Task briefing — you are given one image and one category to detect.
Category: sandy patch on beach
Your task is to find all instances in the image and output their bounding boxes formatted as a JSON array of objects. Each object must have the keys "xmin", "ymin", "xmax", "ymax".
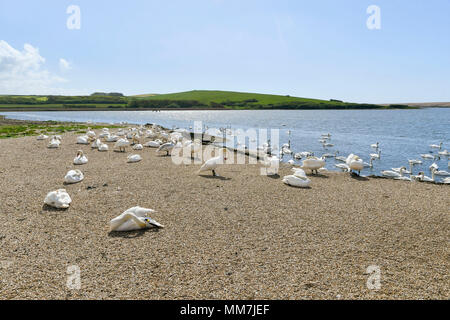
[{"xmin": 0, "ymin": 132, "xmax": 448, "ymax": 300}]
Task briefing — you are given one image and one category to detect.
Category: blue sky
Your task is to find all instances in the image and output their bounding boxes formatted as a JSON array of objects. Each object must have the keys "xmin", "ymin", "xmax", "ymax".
[{"xmin": 1, "ymin": 0, "xmax": 449, "ymax": 103}]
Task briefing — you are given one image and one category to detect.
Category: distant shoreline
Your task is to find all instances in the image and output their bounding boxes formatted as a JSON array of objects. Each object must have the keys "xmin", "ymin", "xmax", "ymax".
[{"xmin": 0, "ymin": 106, "xmax": 426, "ymax": 112}]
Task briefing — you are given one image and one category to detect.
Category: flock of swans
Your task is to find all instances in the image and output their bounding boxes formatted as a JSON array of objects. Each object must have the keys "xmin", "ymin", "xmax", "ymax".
[
  {"xmin": 37, "ymin": 125, "xmax": 448, "ymax": 223},
  {"xmin": 259, "ymin": 131, "xmax": 450, "ymax": 185}
]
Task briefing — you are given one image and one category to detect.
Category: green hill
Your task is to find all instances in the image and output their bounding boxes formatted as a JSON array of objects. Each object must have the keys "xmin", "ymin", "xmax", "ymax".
[
  {"xmin": 0, "ymin": 90, "xmax": 413, "ymax": 110},
  {"xmin": 130, "ymin": 90, "xmax": 387, "ymax": 109}
]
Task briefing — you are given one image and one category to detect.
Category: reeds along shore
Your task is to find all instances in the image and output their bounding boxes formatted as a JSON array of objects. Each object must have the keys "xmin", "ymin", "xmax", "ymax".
[{"xmin": 0, "ymin": 129, "xmax": 448, "ymax": 300}]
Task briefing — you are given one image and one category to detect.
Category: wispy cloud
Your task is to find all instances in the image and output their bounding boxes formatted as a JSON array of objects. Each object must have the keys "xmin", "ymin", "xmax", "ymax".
[
  {"xmin": 0, "ymin": 40, "xmax": 71, "ymax": 94},
  {"xmin": 59, "ymin": 58, "xmax": 72, "ymax": 72}
]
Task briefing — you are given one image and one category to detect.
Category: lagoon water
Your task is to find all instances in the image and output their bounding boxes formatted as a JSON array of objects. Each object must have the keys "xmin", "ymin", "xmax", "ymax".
[{"xmin": 2, "ymin": 109, "xmax": 449, "ymax": 180}]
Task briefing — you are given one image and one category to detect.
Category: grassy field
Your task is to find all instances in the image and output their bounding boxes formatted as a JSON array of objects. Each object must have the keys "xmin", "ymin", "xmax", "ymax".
[
  {"xmin": 135, "ymin": 90, "xmax": 335, "ymax": 104},
  {"xmin": 0, "ymin": 116, "xmax": 123, "ymax": 139}
]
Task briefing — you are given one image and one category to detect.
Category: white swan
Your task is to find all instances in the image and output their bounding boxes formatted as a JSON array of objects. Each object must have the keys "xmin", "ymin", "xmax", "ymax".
[
  {"xmin": 335, "ymin": 163, "xmax": 350, "ymax": 172},
  {"xmin": 105, "ymin": 134, "xmax": 119, "ymax": 142},
  {"xmin": 429, "ymin": 162, "xmax": 439, "ymax": 171},
  {"xmin": 412, "ymin": 171, "xmax": 435, "ymax": 182},
  {"xmin": 86, "ymin": 129, "xmax": 96, "ymax": 139},
  {"xmin": 301, "ymin": 156, "xmax": 326, "ymax": 174},
  {"xmin": 157, "ymin": 141, "xmax": 175, "ymax": 156},
  {"xmin": 115, "ymin": 138, "xmax": 130, "ymax": 152},
  {"xmin": 47, "ymin": 137, "xmax": 61, "ymax": 149},
  {"xmin": 144, "ymin": 140, "xmax": 161, "ymax": 148},
  {"xmin": 73, "ymin": 150, "xmax": 88, "ymax": 165},
  {"xmin": 392, "ymin": 166, "xmax": 411, "ymax": 174},
  {"xmin": 262, "ymin": 155, "xmax": 280, "ymax": 176},
  {"xmin": 438, "ymin": 150, "xmax": 449, "ymax": 156},
  {"xmin": 429, "ymin": 142, "xmax": 443, "ymax": 150},
  {"xmin": 282, "ymin": 175, "xmax": 311, "ymax": 188},
  {"xmin": 291, "ymin": 167, "xmax": 307, "ymax": 177},
  {"xmin": 132, "ymin": 144, "xmax": 143, "ymax": 150},
  {"xmin": 98, "ymin": 143, "xmax": 109, "ymax": 152},
  {"xmin": 432, "ymin": 168, "xmax": 450, "ymax": 176},
  {"xmin": 91, "ymin": 139, "xmax": 101, "ymax": 149},
  {"xmin": 77, "ymin": 135, "xmax": 90, "ymax": 145},
  {"xmin": 443, "ymin": 177, "xmax": 450, "ymax": 184},
  {"xmin": 371, "ymin": 142, "xmax": 380, "ymax": 149},
  {"xmin": 420, "ymin": 154, "xmax": 436, "ymax": 160},
  {"xmin": 370, "ymin": 150, "xmax": 381, "ymax": 160},
  {"xmin": 64, "ymin": 170, "xmax": 84, "ymax": 184},
  {"xmin": 381, "ymin": 167, "xmax": 407, "ymax": 178},
  {"xmin": 37, "ymin": 134, "xmax": 48, "ymax": 140},
  {"xmin": 44, "ymin": 189, "xmax": 72, "ymax": 209},
  {"xmin": 127, "ymin": 154, "xmax": 142, "ymax": 163},
  {"xmin": 109, "ymin": 207, "xmax": 164, "ymax": 232},
  {"xmin": 198, "ymin": 149, "xmax": 228, "ymax": 176},
  {"xmin": 346, "ymin": 154, "xmax": 364, "ymax": 175},
  {"xmin": 408, "ymin": 159, "xmax": 422, "ymax": 165}
]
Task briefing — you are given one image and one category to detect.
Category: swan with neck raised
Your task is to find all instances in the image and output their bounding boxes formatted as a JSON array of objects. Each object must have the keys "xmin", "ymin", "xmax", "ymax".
[
  {"xmin": 109, "ymin": 207, "xmax": 164, "ymax": 232},
  {"xmin": 74, "ymin": 150, "xmax": 88, "ymax": 165},
  {"xmin": 430, "ymin": 142, "xmax": 443, "ymax": 150}
]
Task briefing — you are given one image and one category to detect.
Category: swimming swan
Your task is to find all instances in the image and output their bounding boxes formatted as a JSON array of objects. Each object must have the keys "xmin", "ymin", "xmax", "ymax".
[
  {"xmin": 44, "ymin": 189, "xmax": 72, "ymax": 209},
  {"xmin": 430, "ymin": 142, "xmax": 443, "ymax": 150},
  {"xmin": 64, "ymin": 170, "xmax": 84, "ymax": 184},
  {"xmin": 109, "ymin": 207, "xmax": 164, "ymax": 232},
  {"xmin": 381, "ymin": 167, "xmax": 407, "ymax": 178}
]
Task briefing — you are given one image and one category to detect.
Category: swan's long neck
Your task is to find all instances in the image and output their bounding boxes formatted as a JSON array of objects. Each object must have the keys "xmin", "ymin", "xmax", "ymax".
[{"xmin": 110, "ymin": 212, "xmax": 146, "ymax": 231}]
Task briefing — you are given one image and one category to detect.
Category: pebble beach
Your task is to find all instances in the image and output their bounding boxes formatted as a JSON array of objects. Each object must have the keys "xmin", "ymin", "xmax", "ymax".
[{"xmin": 0, "ymin": 129, "xmax": 448, "ymax": 300}]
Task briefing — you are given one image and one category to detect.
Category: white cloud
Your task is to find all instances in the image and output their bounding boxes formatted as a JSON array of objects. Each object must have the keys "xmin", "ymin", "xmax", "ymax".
[
  {"xmin": 0, "ymin": 40, "xmax": 71, "ymax": 95},
  {"xmin": 59, "ymin": 58, "xmax": 72, "ymax": 72}
]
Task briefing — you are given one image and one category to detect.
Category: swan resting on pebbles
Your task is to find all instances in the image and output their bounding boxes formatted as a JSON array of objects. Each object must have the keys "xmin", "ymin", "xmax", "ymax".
[
  {"xmin": 73, "ymin": 150, "xmax": 88, "ymax": 165},
  {"xmin": 44, "ymin": 189, "xmax": 72, "ymax": 209},
  {"xmin": 64, "ymin": 170, "xmax": 84, "ymax": 184},
  {"xmin": 109, "ymin": 207, "xmax": 164, "ymax": 232},
  {"xmin": 127, "ymin": 154, "xmax": 142, "ymax": 163}
]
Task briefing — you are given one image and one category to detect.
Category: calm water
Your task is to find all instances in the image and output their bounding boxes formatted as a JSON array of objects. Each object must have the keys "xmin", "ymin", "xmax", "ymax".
[{"xmin": 2, "ymin": 109, "xmax": 449, "ymax": 180}]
